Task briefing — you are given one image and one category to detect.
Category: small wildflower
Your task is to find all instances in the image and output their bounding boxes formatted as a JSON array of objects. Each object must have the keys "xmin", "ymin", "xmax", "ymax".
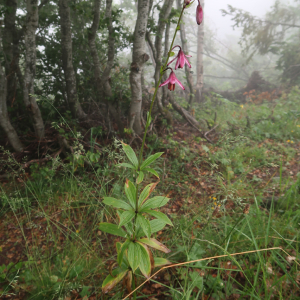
[
  {"xmin": 287, "ymin": 140, "xmax": 290, "ymax": 143},
  {"xmin": 218, "ymin": 204, "xmax": 221, "ymax": 207},
  {"xmin": 159, "ymin": 68, "xmax": 185, "ymax": 91},
  {"xmin": 240, "ymin": 105, "xmax": 244, "ymax": 108},
  {"xmin": 76, "ymin": 230, "xmax": 80, "ymax": 233},
  {"xmin": 297, "ymin": 125, "xmax": 300, "ymax": 127},
  {"xmin": 291, "ymin": 130, "xmax": 294, "ymax": 132},
  {"xmin": 211, "ymin": 207, "xmax": 214, "ymax": 210},
  {"xmin": 167, "ymin": 45, "xmax": 192, "ymax": 70},
  {"xmin": 291, "ymin": 141, "xmax": 294, "ymax": 143},
  {"xmin": 213, "ymin": 197, "xmax": 217, "ymax": 200},
  {"xmin": 214, "ymin": 202, "xmax": 217, "ymax": 206}
]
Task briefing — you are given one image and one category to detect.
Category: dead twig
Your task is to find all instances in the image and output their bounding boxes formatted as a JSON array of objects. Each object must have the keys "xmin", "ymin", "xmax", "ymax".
[{"xmin": 123, "ymin": 247, "xmax": 293, "ymax": 299}]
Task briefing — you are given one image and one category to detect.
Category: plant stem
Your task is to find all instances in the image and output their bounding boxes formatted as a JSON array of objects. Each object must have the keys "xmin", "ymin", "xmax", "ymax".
[{"xmin": 132, "ymin": 4, "xmax": 187, "ymax": 241}]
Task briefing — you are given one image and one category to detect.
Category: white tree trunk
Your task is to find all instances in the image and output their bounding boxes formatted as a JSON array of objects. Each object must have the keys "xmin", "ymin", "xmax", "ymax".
[
  {"xmin": 59, "ymin": 0, "xmax": 86, "ymax": 120},
  {"xmin": 23, "ymin": 0, "xmax": 45, "ymax": 138},
  {"xmin": 195, "ymin": 0, "xmax": 204, "ymax": 103},
  {"xmin": 129, "ymin": 0, "xmax": 150, "ymax": 135}
]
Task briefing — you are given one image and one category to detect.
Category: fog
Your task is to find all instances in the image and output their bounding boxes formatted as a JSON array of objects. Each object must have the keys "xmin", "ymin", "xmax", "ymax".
[{"xmin": 205, "ymin": 0, "xmax": 284, "ymax": 37}]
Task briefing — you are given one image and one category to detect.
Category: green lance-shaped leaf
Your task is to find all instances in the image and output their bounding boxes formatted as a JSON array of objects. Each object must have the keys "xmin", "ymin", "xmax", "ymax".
[
  {"xmin": 141, "ymin": 196, "xmax": 170, "ymax": 210},
  {"xmin": 139, "ymin": 238, "xmax": 171, "ymax": 253},
  {"xmin": 102, "ymin": 268, "xmax": 128, "ymax": 294},
  {"xmin": 136, "ymin": 213, "xmax": 151, "ymax": 239},
  {"xmin": 99, "ymin": 223, "xmax": 127, "ymax": 238},
  {"xmin": 117, "ymin": 239, "xmax": 131, "ymax": 266},
  {"xmin": 121, "ymin": 142, "xmax": 138, "ymax": 168},
  {"xmin": 143, "ymin": 209, "xmax": 173, "ymax": 226},
  {"xmin": 138, "ymin": 182, "xmax": 159, "ymax": 207},
  {"xmin": 119, "ymin": 210, "xmax": 135, "ymax": 227},
  {"xmin": 140, "ymin": 152, "xmax": 164, "ymax": 170},
  {"xmin": 103, "ymin": 197, "xmax": 133, "ymax": 210},
  {"xmin": 154, "ymin": 257, "xmax": 172, "ymax": 268},
  {"xmin": 128, "ymin": 242, "xmax": 141, "ymax": 272},
  {"xmin": 169, "ymin": 51, "xmax": 175, "ymax": 57},
  {"xmin": 142, "ymin": 167, "xmax": 159, "ymax": 178},
  {"xmin": 137, "ymin": 242, "xmax": 154, "ymax": 278},
  {"xmin": 136, "ymin": 171, "xmax": 144, "ymax": 184},
  {"xmin": 150, "ymin": 219, "xmax": 167, "ymax": 233},
  {"xmin": 124, "ymin": 179, "xmax": 136, "ymax": 209},
  {"xmin": 116, "ymin": 163, "xmax": 136, "ymax": 169},
  {"xmin": 136, "ymin": 219, "xmax": 167, "ymax": 238}
]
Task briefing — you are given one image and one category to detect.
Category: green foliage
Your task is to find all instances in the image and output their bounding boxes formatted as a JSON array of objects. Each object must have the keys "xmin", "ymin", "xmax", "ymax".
[{"xmin": 99, "ymin": 141, "xmax": 172, "ymax": 295}]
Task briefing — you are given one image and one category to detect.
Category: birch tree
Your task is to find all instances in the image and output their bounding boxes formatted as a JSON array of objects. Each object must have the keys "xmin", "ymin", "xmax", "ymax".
[
  {"xmin": 59, "ymin": 0, "xmax": 86, "ymax": 120},
  {"xmin": 23, "ymin": 0, "xmax": 45, "ymax": 138},
  {"xmin": 129, "ymin": 0, "xmax": 150, "ymax": 135}
]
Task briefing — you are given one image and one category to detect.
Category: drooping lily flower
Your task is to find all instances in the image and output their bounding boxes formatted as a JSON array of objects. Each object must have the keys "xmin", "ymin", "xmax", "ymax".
[
  {"xmin": 196, "ymin": 0, "xmax": 203, "ymax": 25},
  {"xmin": 167, "ymin": 45, "xmax": 192, "ymax": 70},
  {"xmin": 159, "ymin": 68, "xmax": 185, "ymax": 91}
]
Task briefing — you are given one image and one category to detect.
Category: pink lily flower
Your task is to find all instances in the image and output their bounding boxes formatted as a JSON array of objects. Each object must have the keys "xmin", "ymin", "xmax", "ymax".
[
  {"xmin": 196, "ymin": 0, "xmax": 203, "ymax": 25},
  {"xmin": 167, "ymin": 45, "xmax": 192, "ymax": 70},
  {"xmin": 159, "ymin": 68, "xmax": 185, "ymax": 91}
]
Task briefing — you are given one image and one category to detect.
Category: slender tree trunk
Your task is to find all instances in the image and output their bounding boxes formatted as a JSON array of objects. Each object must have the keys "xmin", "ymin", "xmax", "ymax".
[
  {"xmin": 153, "ymin": 0, "xmax": 174, "ymax": 113},
  {"xmin": 162, "ymin": 21, "xmax": 171, "ymax": 106},
  {"xmin": 0, "ymin": 26, "xmax": 23, "ymax": 152},
  {"xmin": 88, "ymin": 0, "xmax": 124, "ymax": 135},
  {"xmin": 176, "ymin": 0, "xmax": 194, "ymax": 106},
  {"xmin": 129, "ymin": 0, "xmax": 150, "ymax": 135},
  {"xmin": 3, "ymin": 0, "xmax": 19, "ymax": 106},
  {"xmin": 59, "ymin": 0, "xmax": 86, "ymax": 120},
  {"xmin": 195, "ymin": 0, "xmax": 204, "ymax": 103},
  {"xmin": 24, "ymin": 0, "xmax": 45, "ymax": 138}
]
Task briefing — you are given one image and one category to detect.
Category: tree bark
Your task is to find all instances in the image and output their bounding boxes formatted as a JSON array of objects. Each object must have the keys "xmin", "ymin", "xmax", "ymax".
[
  {"xmin": 23, "ymin": 0, "xmax": 45, "ymax": 138},
  {"xmin": 176, "ymin": 0, "xmax": 194, "ymax": 106},
  {"xmin": 153, "ymin": 0, "xmax": 174, "ymax": 113},
  {"xmin": 195, "ymin": 0, "xmax": 204, "ymax": 103},
  {"xmin": 3, "ymin": 0, "xmax": 19, "ymax": 106},
  {"xmin": 129, "ymin": 0, "xmax": 150, "ymax": 135},
  {"xmin": 59, "ymin": 0, "xmax": 86, "ymax": 120},
  {"xmin": 0, "ymin": 25, "xmax": 23, "ymax": 152},
  {"xmin": 88, "ymin": 0, "xmax": 124, "ymax": 135}
]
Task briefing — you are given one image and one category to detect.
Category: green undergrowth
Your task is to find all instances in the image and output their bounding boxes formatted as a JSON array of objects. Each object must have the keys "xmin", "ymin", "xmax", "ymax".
[{"xmin": 1, "ymin": 88, "xmax": 300, "ymax": 299}]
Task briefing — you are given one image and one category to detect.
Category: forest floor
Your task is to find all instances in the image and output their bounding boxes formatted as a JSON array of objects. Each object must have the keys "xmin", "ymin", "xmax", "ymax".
[{"xmin": 1, "ymin": 93, "xmax": 300, "ymax": 299}]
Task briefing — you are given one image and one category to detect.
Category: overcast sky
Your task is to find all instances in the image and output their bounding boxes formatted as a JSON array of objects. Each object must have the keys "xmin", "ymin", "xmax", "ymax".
[{"xmin": 205, "ymin": 0, "xmax": 279, "ymax": 37}]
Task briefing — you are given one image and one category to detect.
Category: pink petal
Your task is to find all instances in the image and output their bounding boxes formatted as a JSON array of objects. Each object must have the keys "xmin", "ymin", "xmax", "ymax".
[
  {"xmin": 185, "ymin": 55, "xmax": 192, "ymax": 58},
  {"xmin": 167, "ymin": 55, "xmax": 178, "ymax": 66},
  {"xmin": 184, "ymin": 56, "xmax": 191, "ymax": 68},
  {"xmin": 175, "ymin": 56, "xmax": 180, "ymax": 70},
  {"xmin": 169, "ymin": 71, "xmax": 177, "ymax": 84},
  {"xmin": 159, "ymin": 77, "xmax": 170, "ymax": 87},
  {"xmin": 175, "ymin": 78, "xmax": 185, "ymax": 90}
]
